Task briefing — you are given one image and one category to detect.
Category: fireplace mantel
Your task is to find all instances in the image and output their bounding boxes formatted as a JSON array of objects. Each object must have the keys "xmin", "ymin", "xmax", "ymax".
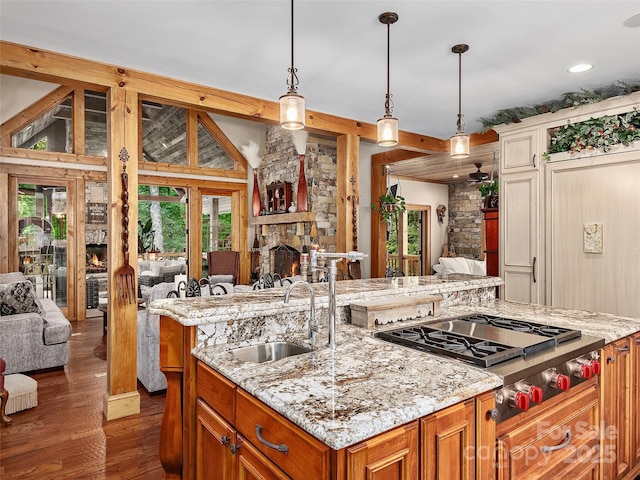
[{"xmin": 250, "ymin": 211, "xmax": 315, "ymax": 226}]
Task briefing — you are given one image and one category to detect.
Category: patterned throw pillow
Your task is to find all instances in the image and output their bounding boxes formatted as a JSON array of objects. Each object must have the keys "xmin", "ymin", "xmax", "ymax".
[{"xmin": 0, "ymin": 280, "xmax": 42, "ymax": 316}]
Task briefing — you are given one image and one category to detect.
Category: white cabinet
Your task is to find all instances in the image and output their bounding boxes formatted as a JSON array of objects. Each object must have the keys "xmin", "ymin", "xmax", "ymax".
[
  {"xmin": 500, "ymin": 128, "xmax": 540, "ymax": 173},
  {"xmin": 500, "ymin": 171, "xmax": 541, "ymax": 304},
  {"xmin": 495, "ymin": 93, "xmax": 640, "ymax": 315},
  {"xmin": 498, "ymin": 127, "xmax": 542, "ymax": 304}
]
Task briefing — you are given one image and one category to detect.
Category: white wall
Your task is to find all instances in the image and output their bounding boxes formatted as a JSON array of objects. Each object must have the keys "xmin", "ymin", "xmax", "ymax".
[
  {"xmin": 358, "ymin": 143, "xmax": 450, "ymax": 278},
  {"xmin": 397, "ymin": 179, "xmax": 449, "ymax": 271},
  {"xmin": 0, "ymin": 74, "xmax": 59, "ymax": 124}
]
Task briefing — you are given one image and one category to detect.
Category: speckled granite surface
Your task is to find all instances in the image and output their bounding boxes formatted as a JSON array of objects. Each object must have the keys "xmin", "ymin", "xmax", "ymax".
[
  {"xmin": 157, "ymin": 276, "xmax": 640, "ymax": 451},
  {"xmin": 191, "ymin": 297, "xmax": 640, "ymax": 450},
  {"xmin": 193, "ymin": 325, "xmax": 503, "ymax": 450},
  {"xmin": 148, "ymin": 274, "xmax": 503, "ymax": 327}
]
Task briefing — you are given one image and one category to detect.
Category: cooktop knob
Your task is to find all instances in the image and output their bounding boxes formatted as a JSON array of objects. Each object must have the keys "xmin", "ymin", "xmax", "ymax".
[
  {"xmin": 529, "ymin": 385, "xmax": 544, "ymax": 404},
  {"xmin": 515, "ymin": 382, "xmax": 544, "ymax": 404},
  {"xmin": 509, "ymin": 391, "xmax": 530, "ymax": 411},
  {"xmin": 546, "ymin": 371, "xmax": 571, "ymax": 391},
  {"xmin": 570, "ymin": 361, "xmax": 592, "ymax": 379},
  {"xmin": 589, "ymin": 360, "xmax": 601, "ymax": 375}
]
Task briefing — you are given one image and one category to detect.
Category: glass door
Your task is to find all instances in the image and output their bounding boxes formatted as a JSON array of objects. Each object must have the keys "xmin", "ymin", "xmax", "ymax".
[
  {"xmin": 17, "ymin": 183, "xmax": 68, "ymax": 307},
  {"xmin": 201, "ymin": 194, "xmax": 233, "ymax": 276}
]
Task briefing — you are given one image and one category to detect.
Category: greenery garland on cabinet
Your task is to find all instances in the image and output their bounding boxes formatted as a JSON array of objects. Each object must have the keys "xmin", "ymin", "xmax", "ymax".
[{"xmin": 548, "ymin": 108, "xmax": 640, "ymax": 154}]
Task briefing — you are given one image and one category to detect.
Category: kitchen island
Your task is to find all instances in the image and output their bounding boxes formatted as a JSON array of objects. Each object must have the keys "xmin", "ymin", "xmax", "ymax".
[{"xmin": 152, "ymin": 275, "xmax": 640, "ymax": 479}]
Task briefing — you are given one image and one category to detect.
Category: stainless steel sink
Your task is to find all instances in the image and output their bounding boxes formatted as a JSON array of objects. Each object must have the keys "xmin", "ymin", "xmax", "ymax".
[{"xmin": 230, "ymin": 342, "xmax": 313, "ymax": 363}]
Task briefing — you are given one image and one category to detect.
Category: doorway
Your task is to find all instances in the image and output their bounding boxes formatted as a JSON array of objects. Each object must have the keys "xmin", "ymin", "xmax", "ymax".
[
  {"xmin": 386, "ymin": 205, "xmax": 432, "ymax": 276},
  {"xmin": 12, "ymin": 179, "xmax": 75, "ymax": 318}
]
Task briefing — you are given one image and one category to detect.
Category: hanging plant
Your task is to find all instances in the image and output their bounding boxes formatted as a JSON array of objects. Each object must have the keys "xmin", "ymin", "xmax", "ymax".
[
  {"xmin": 548, "ymin": 108, "xmax": 640, "ymax": 154},
  {"xmin": 372, "ymin": 192, "xmax": 406, "ymax": 224}
]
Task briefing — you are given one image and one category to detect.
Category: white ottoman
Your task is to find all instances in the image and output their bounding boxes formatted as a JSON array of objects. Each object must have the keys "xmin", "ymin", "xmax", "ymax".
[{"xmin": 4, "ymin": 374, "xmax": 38, "ymax": 415}]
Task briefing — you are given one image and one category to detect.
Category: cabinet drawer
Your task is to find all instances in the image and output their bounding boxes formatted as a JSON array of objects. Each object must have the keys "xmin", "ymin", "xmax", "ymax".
[
  {"xmin": 236, "ymin": 388, "xmax": 330, "ymax": 480},
  {"xmin": 497, "ymin": 383, "xmax": 599, "ymax": 479},
  {"xmin": 197, "ymin": 361, "xmax": 236, "ymax": 424}
]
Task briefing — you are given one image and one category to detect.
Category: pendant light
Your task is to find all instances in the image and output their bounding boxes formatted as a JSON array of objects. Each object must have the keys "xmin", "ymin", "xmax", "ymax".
[
  {"xmin": 279, "ymin": 0, "xmax": 305, "ymax": 130},
  {"xmin": 377, "ymin": 12, "xmax": 399, "ymax": 147},
  {"xmin": 450, "ymin": 43, "xmax": 470, "ymax": 158}
]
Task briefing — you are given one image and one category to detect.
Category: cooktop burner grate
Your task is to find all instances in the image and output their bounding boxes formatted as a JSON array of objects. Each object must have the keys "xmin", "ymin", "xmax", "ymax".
[
  {"xmin": 458, "ymin": 314, "xmax": 581, "ymax": 344},
  {"xmin": 377, "ymin": 325, "xmax": 525, "ymax": 368}
]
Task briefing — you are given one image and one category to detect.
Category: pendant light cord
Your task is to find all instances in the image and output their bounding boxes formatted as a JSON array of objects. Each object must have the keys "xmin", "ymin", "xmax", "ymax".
[
  {"xmin": 287, "ymin": 0, "xmax": 299, "ymax": 93},
  {"xmin": 457, "ymin": 50, "xmax": 463, "ymax": 132},
  {"xmin": 385, "ymin": 21, "xmax": 391, "ymax": 115}
]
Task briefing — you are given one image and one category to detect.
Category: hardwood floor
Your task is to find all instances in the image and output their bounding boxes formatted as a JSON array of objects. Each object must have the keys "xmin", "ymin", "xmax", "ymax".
[{"xmin": 0, "ymin": 315, "xmax": 167, "ymax": 479}]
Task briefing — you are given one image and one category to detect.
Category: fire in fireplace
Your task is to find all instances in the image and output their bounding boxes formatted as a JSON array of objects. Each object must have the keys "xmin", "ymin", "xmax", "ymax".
[
  {"xmin": 86, "ymin": 244, "xmax": 107, "ymax": 273},
  {"xmin": 270, "ymin": 245, "xmax": 300, "ymax": 278}
]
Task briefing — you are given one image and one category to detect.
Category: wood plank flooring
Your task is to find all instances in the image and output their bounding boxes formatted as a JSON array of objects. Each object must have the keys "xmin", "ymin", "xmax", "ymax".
[{"xmin": 0, "ymin": 315, "xmax": 167, "ymax": 479}]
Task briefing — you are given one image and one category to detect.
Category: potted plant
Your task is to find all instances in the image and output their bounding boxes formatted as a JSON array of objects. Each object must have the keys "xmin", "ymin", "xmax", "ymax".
[
  {"xmin": 372, "ymin": 192, "xmax": 406, "ymax": 225},
  {"xmin": 479, "ymin": 179, "xmax": 499, "ymax": 209}
]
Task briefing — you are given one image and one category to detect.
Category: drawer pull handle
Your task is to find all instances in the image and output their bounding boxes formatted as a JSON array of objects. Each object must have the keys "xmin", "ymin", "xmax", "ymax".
[
  {"xmin": 255, "ymin": 424, "xmax": 288, "ymax": 454},
  {"xmin": 617, "ymin": 345, "xmax": 630, "ymax": 353},
  {"xmin": 220, "ymin": 435, "xmax": 230, "ymax": 446},
  {"xmin": 541, "ymin": 430, "xmax": 572, "ymax": 453}
]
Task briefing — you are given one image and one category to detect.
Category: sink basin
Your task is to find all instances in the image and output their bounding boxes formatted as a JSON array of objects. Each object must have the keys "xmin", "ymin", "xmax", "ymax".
[{"xmin": 231, "ymin": 342, "xmax": 313, "ymax": 363}]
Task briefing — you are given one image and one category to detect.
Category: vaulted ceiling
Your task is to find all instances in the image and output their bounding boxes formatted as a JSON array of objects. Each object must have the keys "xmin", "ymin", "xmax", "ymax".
[{"xmin": 1, "ymin": 1, "xmax": 639, "ymax": 183}]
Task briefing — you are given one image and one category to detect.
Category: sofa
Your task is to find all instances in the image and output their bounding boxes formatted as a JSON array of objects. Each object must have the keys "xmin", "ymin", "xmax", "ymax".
[
  {"xmin": 432, "ymin": 256, "xmax": 487, "ymax": 276},
  {"xmin": 0, "ymin": 272, "xmax": 72, "ymax": 374},
  {"xmin": 137, "ymin": 282, "xmax": 176, "ymax": 392}
]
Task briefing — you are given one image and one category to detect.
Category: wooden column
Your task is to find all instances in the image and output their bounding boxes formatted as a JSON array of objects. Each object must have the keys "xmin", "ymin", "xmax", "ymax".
[
  {"xmin": 0, "ymin": 173, "xmax": 8, "ymax": 272},
  {"xmin": 103, "ymin": 86, "xmax": 140, "ymax": 420},
  {"xmin": 370, "ymin": 162, "xmax": 387, "ymax": 278},
  {"xmin": 336, "ymin": 135, "xmax": 360, "ymax": 260}
]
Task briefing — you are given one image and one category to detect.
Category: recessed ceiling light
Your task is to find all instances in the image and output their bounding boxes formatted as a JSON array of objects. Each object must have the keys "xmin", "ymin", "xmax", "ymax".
[
  {"xmin": 568, "ymin": 63, "xmax": 594, "ymax": 73},
  {"xmin": 452, "ymin": 174, "xmax": 459, "ymax": 179},
  {"xmin": 623, "ymin": 13, "xmax": 640, "ymax": 28}
]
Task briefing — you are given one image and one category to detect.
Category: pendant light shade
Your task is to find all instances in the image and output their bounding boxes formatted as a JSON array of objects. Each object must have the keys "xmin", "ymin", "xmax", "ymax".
[
  {"xmin": 450, "ymin": 43, "xmax": 470, "ymax": 159},
  {"xmin": 280, "ymin": 0, "xmax": 305, "ymax": 130},
  {"xmin": 377, "ymin": 12, "xmax": 399, "ymax": 147}
]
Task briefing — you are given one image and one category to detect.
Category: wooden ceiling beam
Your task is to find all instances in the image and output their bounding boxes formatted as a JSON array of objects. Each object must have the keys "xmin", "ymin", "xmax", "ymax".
[{"xmin": 1, "ymin": 40, "xmax": 446, "ymax": 150}]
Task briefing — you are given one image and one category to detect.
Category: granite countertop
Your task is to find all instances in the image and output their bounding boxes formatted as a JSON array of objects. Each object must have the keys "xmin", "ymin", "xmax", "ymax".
[
  {"xmin": 148, "ymin": 274, "xmax": 503, "ymax": 326},
  {"xmin": 193, "ymin": 323, "xmax": 503, "ymax": 450},
  {"xmin": 192, "ymin": 299, "xmax": 640, "ymax": 451}
]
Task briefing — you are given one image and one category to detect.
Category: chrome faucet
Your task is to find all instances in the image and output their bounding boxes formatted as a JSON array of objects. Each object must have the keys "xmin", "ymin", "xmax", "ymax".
[
  {"xmin": 284, "ymin": 280, "xmax": 317, "ymax": 344},
  {"xmin": 309, "ymin": 250, "xmax": 367, "ymax": 349}
]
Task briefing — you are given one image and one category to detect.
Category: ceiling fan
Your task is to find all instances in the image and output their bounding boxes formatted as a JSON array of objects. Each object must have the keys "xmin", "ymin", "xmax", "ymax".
[{"xmin": 468, "ymin": 163, "xmax": 489, "ymax": 183}]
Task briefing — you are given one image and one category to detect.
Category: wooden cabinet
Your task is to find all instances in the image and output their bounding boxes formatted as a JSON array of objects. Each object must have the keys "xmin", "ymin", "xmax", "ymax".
[
  {"xmin": 496, "ymin": 380, "xmax": 599, "ymax": 480},
  {"xmin": 632, "ymin": 333, "xmax": 640, "ymax": 471},
  {"xmin": 345, "ymin": 421, "xmax": 418, "ymax": 480},
  {"xmin": 601, "ymin": 336, "xmax": 635, "ymax": 480},
  {"xmin": 196, "ymin": 400, "xmax": 236, "ymax": 480},
  {"xmin": 421, "ymin": 398, "xmax": 475, "ymax": 480},
  {"xmin": 481, "ymin": 207, "xmax": 499, "ymax": 278},
  {"xmin": 236, "ymin": 436, "xmax": 293, "ymax": 480}
]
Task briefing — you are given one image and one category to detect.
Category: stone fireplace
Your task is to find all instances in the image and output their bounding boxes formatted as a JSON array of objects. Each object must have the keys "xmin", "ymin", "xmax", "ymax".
[{"xmin": 254, "ymin": 126, "xmax": 337, "ymax": 278}]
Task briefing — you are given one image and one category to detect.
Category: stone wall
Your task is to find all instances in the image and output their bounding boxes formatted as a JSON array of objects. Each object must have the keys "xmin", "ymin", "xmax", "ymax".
[
  {"xmin": 447, "ymin": 181, "xmax": 484, "ymax": 259},
  {"xmin": 256, "ymin": 126, "xmax": 337, "ymax": 275}
]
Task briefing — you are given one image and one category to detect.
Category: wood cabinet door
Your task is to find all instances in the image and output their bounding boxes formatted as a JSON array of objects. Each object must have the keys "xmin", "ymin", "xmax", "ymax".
[
  {"xmin": 602, "ymin": 339, "xmax": 632, "ymax": 480},
  {"xmin": 500, "ymin": 128, "xmax": 539, "ymax": 173},
  {"xmin": 421, "ymin": 399, "xmax": 475, "ymax": 480},
  {"xmin": 236, "ymin": 436, "xmax": 292, "ymax": 480},
  {"xmin": 345, "ymin": 421, "xmax": 418, "ymax": 480},
  {"xmin": 500, "ymin": 171, "xmax": 541, "ymax": 304},
  {"xmin": 196, "ymin": 400, "xmax": 236, "ymax": 480},
  {"xmin": 632, "ymin": 333, "xmax": 640, "ymax": 468}
]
